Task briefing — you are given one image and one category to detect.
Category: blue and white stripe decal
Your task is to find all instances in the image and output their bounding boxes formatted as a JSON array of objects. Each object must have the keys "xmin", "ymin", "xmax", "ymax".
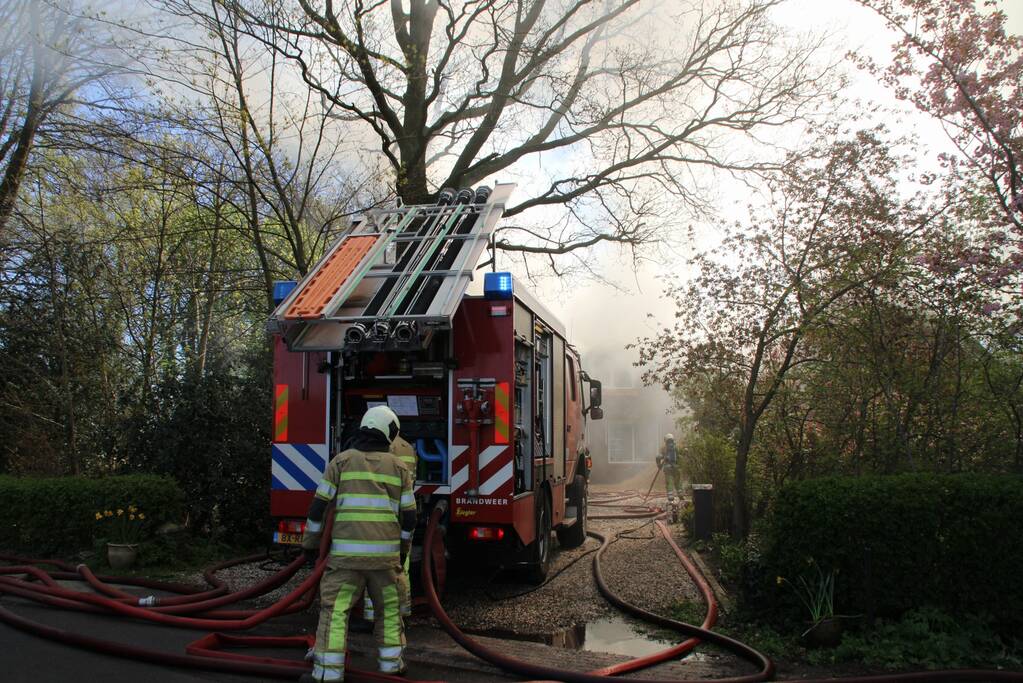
[{"xmin": 272, "ymin": 443, "xmax": 329, "ymax": 491}]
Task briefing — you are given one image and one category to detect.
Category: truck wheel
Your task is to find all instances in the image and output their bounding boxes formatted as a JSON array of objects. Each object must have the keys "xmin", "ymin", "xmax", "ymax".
[
  {"xmin": 556, "ymin": 475, "xmax": 587, "ymax": 549},
  {"xmin": 525, "ymin": 493, "xmax": 552, "ymax": 585}
]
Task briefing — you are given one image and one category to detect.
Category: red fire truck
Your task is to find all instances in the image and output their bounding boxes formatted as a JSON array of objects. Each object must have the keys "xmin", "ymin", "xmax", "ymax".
[{"xmin": 266, "ymin": 184, "xmax": 603, "ymax": 582}]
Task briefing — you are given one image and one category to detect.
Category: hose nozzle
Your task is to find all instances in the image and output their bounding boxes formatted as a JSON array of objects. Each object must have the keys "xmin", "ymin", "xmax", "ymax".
[
  {"xmin": 392, "ymin": 320, "xmax": 417, "ymax": 344},
  {"xmin": 344, "ymin": 323, "xmax": 369, "ymax": 345}
]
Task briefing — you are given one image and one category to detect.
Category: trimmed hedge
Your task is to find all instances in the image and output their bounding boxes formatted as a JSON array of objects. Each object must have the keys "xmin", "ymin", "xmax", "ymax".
[
  {"xmin": 763, "ymin": 474, "xmax": 1023, "ymax": 626},
  {"xmin": 0, "ymin": 474, "xmax": 185, "ymax": 556}
]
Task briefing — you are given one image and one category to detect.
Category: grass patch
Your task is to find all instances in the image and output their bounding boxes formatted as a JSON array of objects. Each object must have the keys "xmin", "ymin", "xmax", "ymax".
[{"xmin": 668, "ymin": 600, "xmax": 792, "ymax": 659}]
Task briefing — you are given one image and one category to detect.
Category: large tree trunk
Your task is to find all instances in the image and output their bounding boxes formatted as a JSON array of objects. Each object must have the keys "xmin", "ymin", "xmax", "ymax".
[
  {"xmin": 0, "ymin": 7, "xmax": 46, "ymax": 236},
  {"xmin": 394, "ymin": 0, "xmax": 436, "ymax": 204},
  {"xmin": 193, "ymin": 183, "xmax": 223, "ymax": 376},
  {"xmin": 733, "ymin": 415, "xmax": 755, "ymax": 538},
  {"xmin": 236, "ymin": 111, "xmax": 274, "ymax": 307},
  {"xmin": 397, "ymin": 157, "xmax": 431, "ymax": 204}
]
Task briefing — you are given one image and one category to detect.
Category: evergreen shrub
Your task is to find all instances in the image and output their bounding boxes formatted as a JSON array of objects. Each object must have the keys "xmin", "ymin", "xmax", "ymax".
[
  {"xmin": 0, "ymin": 474, "xmax": 184, "ymax": 555},
  {"xmin": 763, "ymin": 474, "xmax": 1023, "ymax": 628},
  {"xmin": 680, "ymin": 430, "xmax": 736, "ymax": 532}
]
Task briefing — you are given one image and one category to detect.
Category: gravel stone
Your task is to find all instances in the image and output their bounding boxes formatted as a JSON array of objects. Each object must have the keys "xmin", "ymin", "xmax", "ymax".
[
  {"xmin": 419, "ymin": 532, "xmax": 613, "ymax": 636},
  {"xmin": 598, "ymin": 518, "xmax": 703, "ymax": 616},
  {"xmin": 178, "ymin": 557, "xmax": 312, "ymax": 607},
  {"xmin": 412, "ymin": 490, "xmax": 704, "ymax": 638},
  {"xmin": 174, "ymin": 491, "xmax": 704, "ymax": 638}
]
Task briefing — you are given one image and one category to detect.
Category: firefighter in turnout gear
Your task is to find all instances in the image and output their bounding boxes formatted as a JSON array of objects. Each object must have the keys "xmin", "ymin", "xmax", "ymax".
[
  {"xmin": 300, "ymin": 406, "xmax": 416, "ymax": 683},
  {"xmin": 656, "ymin": 434, "xmax": 684, "ymax": 502},
  {"xmin": 364, "ymin": 435, "xmax": 416, "ymax": 621}
]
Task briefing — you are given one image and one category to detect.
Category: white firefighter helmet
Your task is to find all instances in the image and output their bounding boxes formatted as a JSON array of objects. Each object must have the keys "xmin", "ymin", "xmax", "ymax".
[
  {"xmin": 665, "ymin": 433, "xmax": 675, "ymax": 442},
  {"xmin": 361, "ymin": 405, "xmax": 401, "ymax": 443}
]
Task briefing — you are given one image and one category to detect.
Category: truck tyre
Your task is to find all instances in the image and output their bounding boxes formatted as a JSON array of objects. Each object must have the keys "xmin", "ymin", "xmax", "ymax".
[
  {"xmin": 525, "ymin": 492, "xmax": 552, "ymax": 585},
  {"xmin": 556, "ymin": 475, "xmax": 587, "ymax": 549}
]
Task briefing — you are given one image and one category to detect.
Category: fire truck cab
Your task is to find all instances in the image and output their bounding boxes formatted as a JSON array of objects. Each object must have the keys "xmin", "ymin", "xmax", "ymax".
[{"xmin": 267, "ymin": 184, "xmax": 602, "ymax": 583}]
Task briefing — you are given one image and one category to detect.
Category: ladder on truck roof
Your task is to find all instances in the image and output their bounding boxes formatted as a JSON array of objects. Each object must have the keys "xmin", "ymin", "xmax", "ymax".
[{"xmin": 271, "ymin": 183, "xmax": 514, "ymax": 352}]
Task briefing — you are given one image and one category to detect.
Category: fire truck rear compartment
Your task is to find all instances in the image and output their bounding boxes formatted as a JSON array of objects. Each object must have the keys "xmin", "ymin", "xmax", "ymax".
[
  {"xmin": 330, "ymin": 339, "xmax": 450, "ymax": 487},
  {"xmin": 267, "ymin": 185, "xmax": 603, "ymax": 579}
]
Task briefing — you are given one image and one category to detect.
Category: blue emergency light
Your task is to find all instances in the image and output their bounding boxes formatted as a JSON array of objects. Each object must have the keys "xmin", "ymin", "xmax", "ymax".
[
  {"xmin": 484, "ymin": 271, "xmax": 513, "ymax": 300},
  {"xmin": 272, "ymin": 280, "xmax": 297, "ymax": 305}
]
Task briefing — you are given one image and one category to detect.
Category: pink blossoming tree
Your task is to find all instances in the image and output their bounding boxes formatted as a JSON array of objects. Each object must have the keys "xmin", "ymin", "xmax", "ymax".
[{"xmin": 858, "ymin": 0, "xmax": 1022, "ymax": 277}]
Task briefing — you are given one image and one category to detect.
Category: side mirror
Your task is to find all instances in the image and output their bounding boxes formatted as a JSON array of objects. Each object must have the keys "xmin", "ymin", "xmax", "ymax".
[
  {"xmin": 590, "ymin": 406, "xmax": 604, "ymax": 420},
  {"xmin": 589, "ymin": 379, "xmax": 602, "ymax": 408}
]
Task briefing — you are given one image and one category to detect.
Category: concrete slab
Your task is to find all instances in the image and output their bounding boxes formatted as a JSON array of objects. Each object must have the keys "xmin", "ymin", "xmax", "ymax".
[
  {"xmin": 2, "ymin": 589, "xmax": 752, "ymax": 683},
  {"xmin": 348, "ymin": 623, "xmax": 749, "ymax": 680}
]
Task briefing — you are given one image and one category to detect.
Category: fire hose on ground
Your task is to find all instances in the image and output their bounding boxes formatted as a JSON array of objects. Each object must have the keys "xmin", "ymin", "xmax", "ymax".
[
  {"xmin": 0, "ymin": 530, "xmax": 341, "ymax": 679},
  {"xmin": 1, "ymin": 492, "xmax": 1022, "ymax": 683}
]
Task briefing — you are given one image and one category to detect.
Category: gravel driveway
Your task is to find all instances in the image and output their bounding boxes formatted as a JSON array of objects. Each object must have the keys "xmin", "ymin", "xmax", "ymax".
[
  {"xmin": 183, "ymin": 491, "xmax": 704, "ymax": 638},
  {"xmin": 419, "ymin": 490, "xmax": 704, "ymax": 636}
]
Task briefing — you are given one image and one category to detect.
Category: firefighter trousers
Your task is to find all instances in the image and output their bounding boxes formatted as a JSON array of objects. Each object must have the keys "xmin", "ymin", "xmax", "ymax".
[
  {"xmin": 364, "ymin": 553, "xmax": 411, "ymax": 619},
  {"xmin": 312, "ymin": 564, "xmax": 405, "ymax": 682},
  {"xmin": 663, "ymin": 466, "xmax": 683, "ymax": 498}
]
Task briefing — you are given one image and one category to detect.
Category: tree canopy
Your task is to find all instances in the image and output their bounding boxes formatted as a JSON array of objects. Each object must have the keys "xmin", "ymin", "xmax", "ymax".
[
  {"xmin": 0, "ymin": 0, "xmax": 1019, "ymax": 543},
  {"xmin": 226, "ymin": 0, "xmax": 833, "ymax": 255}
]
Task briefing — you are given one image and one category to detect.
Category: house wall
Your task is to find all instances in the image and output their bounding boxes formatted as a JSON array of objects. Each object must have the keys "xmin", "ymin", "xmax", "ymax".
[{"xmin": 583, "ymin": 351, "xmax": 678, "ymax": 486}]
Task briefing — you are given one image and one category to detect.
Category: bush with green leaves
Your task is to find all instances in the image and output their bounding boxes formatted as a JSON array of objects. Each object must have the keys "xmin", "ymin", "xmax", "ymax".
[
  {"xmin": 679, "ymin": 430, "xmax": 736, "ymax": 533},
  {"xmin": 762, "ymin": 473, "xmax": 1023, "ymax": 629},
  {"xmin": 675, "ymin": 602, "xmax": 1022, "ymax": 670},
  {"xmin": 0, "ymin": 474, "xmax": 184, "ymax": 556},
  {"xmin": 806, "ymin": 607, "xmax": 1023, "ymax": 670},
  {"xmin": 125, "ymin": 350, "xmax": 272, "ymax": 545}
]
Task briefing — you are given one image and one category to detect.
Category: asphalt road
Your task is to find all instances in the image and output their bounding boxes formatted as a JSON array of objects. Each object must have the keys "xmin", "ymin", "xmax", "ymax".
[
  {"xmin": 1, "ymin": 595, "xmax": 271, "ymax": 682},
  {"xmin": 0, "ymin": 593, "xmax": 516, "ymax": 683}
]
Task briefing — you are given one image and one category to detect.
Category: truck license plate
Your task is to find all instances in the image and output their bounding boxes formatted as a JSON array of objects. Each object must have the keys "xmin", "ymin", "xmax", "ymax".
[{"xmin": 274, "ymin": 532, "xmax": 303, "ymax": 545}]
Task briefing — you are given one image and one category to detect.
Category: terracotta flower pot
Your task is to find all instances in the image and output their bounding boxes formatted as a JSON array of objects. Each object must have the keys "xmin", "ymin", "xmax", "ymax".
[
  {"xmin": 802, "ymin": 617, "xmax": 843, "ymax": 648},
  {"xmin": 107, "ymin": 542, "xmax": 139, "ymax": 570}
]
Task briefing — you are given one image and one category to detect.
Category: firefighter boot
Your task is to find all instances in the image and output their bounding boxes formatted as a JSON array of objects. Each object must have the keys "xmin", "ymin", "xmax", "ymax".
[{"xmin": 364, "ymin": 568, "xmax": 407, "ymax": 675}]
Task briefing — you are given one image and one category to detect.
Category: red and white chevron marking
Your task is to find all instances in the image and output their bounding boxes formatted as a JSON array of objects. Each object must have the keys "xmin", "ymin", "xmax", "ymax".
[
  {"xmin": 413, "ymin": 444, "xmax": 514, "ymax": 498},
  {"xmin": 449, "ymin": 444, "xmax": 513, "ymax": 497}
]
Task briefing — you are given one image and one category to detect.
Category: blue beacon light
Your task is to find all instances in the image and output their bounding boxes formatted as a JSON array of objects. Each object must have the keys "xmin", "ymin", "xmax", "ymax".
[
  {"xmin": 484, "ymin": 271, "xmax": 514, "ymax": 300},
  {"xmin": 272, "ymin": 280, "xmax": 298, "ymax": 305}
]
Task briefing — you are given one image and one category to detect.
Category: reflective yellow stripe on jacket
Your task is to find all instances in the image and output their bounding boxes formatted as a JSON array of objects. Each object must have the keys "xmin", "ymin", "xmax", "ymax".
[
  {"xmin": 321, "ymin": 448, "xmax": 414, "ymax": 569},
  {"xmin": 391, "ymin": 436, "xmax": 417, "ymax": 478}
]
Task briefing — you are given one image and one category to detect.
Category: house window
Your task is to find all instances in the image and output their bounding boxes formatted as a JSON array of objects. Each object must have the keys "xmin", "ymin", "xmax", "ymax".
[
  {"xmin": 607, "ymin": 422, "xmax": 636, "ymax": 463},
  {"xmin": 634, "ymin": 423, "xmax": 661, "ymax": 463}
]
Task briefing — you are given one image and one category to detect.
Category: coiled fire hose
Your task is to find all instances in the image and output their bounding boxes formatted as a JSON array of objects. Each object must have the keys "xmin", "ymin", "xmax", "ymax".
[{"xmin": 422, "ymin": 500, "xmax": 773, "ymax": 683}]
